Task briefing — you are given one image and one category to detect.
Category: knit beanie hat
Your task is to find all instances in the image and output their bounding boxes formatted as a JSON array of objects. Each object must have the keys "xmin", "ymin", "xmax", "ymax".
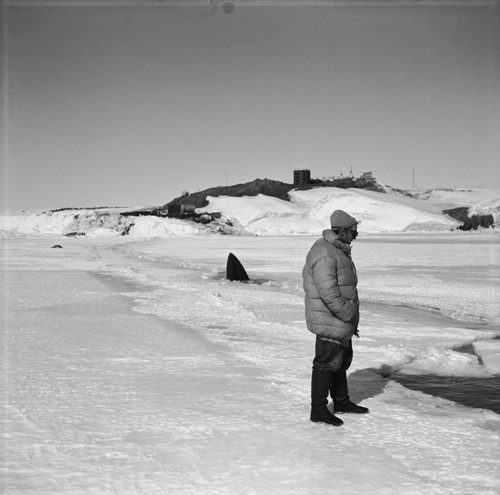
[{"xmin": 330, "ymin": 210, "xmax": 359, "ymax": 229}]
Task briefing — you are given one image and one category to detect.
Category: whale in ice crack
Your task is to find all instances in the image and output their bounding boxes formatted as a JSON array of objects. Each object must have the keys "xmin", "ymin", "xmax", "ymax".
[
  {"xmin": 225, "ymin": 252, "xmax": 274, "ymax": 285},
  {"xmin": 226, "ymin": 252, "xmax": 250, "ymax": 281}
]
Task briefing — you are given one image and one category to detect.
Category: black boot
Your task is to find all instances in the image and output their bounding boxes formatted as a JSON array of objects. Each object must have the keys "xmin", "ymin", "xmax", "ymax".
[
  {"xmin": 310, "ymin": 369, "xmax": 343, "ymax": 426},
  {"xmin": 330, "ymin": 369, "xmax": 369, "ymax": 414},
  {"xmin": 334, "ymin": 397, "xmax": 369, "ymax": 414}
]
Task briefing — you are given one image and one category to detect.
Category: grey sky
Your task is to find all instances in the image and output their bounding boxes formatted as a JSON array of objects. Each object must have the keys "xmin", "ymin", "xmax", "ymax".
[{"xmin": 2, "ymin": 1, "xmax": 499, "ymax": 209}]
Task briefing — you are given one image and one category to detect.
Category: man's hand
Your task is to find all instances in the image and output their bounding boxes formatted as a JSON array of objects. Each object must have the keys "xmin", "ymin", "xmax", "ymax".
[{"xmin": 353, "ymin": 329, "xmax": 360, "ymax": 338}]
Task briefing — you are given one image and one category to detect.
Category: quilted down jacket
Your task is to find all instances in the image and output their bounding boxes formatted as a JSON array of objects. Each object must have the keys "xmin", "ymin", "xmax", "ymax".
[{"xmin": 302, "ymin": 229, "xmax": 359, "ymax": 346}]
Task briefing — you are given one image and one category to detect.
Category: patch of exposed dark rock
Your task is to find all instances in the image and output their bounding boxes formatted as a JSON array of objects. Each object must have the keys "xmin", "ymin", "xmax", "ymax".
[
  {"xmin": 443, "ymin": 207, "xmax": 494, "ymax": 230},
  {"xmin": 166, "ymin": 178, "xmax": 295, "ymax": 209}
]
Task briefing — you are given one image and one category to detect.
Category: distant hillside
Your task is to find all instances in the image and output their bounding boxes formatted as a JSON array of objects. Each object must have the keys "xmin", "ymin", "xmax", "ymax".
[
  {"xmin": 165, "ymin": 178, "xmax": 295, "ymax": 209},
  {"xmin": 165, "ymin": 177, "xmax": 384, "ymax": 209}
]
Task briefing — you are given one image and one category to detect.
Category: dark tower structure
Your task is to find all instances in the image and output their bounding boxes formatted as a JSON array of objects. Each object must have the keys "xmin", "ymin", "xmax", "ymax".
[{"xmin": 293, "ymin": 169, "xmax": 311, "ymax": 186}]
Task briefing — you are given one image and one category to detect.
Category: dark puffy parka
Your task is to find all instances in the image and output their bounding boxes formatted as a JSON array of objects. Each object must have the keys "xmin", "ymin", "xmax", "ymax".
[{"xmin": 302, "ymin": 229, "xmax": 359, "ymax": 346}]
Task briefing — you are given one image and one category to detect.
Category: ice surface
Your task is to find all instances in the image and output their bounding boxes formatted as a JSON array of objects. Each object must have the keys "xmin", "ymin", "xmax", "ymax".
[
  {"xmin": 2, "ymin": 234, "xmax": 499, "ymax": 494},
  {"xmin": 474, "ymin": 340, "xmax": 500, "ymax": 374}
]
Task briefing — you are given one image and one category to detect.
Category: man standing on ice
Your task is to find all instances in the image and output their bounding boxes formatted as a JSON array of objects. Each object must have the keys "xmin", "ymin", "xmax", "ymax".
[{"xmin": 303, "ymin": 209, "xmax": 369, "ymax": 426}]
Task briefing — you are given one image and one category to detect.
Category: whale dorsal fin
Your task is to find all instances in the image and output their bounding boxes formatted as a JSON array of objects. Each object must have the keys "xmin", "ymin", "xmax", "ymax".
[{"xmin": 226, "ymin": 252, "xmax": 250, "ymax": 281}]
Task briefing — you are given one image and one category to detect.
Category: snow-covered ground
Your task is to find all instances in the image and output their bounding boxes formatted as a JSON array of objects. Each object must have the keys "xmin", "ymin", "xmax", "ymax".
[
  {"xmin": 2, "ymin": 187, "xmax": 500, "ymax": 494},
  {"xmin": 2, "ymin": 233, "xmax": 499, "ymax": 494}
]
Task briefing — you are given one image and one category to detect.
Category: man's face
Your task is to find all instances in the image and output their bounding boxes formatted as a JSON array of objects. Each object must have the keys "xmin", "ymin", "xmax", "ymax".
[{"xmin": 339, "ymin": 227, "xmax": 358, "ymax": 244}]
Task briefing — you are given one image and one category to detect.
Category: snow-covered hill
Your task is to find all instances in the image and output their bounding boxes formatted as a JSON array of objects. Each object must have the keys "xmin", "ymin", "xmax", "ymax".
[{"xmin": 1, "ymin": 187, "xmax": 499, "ymax": 238}]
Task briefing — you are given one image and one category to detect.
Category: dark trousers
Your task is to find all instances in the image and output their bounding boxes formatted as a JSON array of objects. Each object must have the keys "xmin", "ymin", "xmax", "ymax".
[
  {"xmin": 312, "ymin": 337, "xmax": 353, "ymax": 373},
  {"xmin": 311, "ymin": 338, "xmax": 352, "ymax": 413}
]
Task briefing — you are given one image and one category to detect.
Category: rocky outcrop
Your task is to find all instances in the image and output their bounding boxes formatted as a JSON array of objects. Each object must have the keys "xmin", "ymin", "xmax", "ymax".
[{"xmin": 443, "ymin": 207, "xmax": 494, "ymax": 231}]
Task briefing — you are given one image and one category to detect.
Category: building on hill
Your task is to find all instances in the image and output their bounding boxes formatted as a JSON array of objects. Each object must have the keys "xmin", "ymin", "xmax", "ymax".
[
  {"xmin": 358, "ymin": 171, "xmax": 374, "ymax": 182},
  {"xmin": 166, "ymin": 203, "xmax": 196, "ymax": 218},
  {"xmin": 293, "ymin": 169, "xmax": 311, "ymax": 186},
  {"xmin": 293, "ymin": 169, "xmax": 376, "ymax": 187}
]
